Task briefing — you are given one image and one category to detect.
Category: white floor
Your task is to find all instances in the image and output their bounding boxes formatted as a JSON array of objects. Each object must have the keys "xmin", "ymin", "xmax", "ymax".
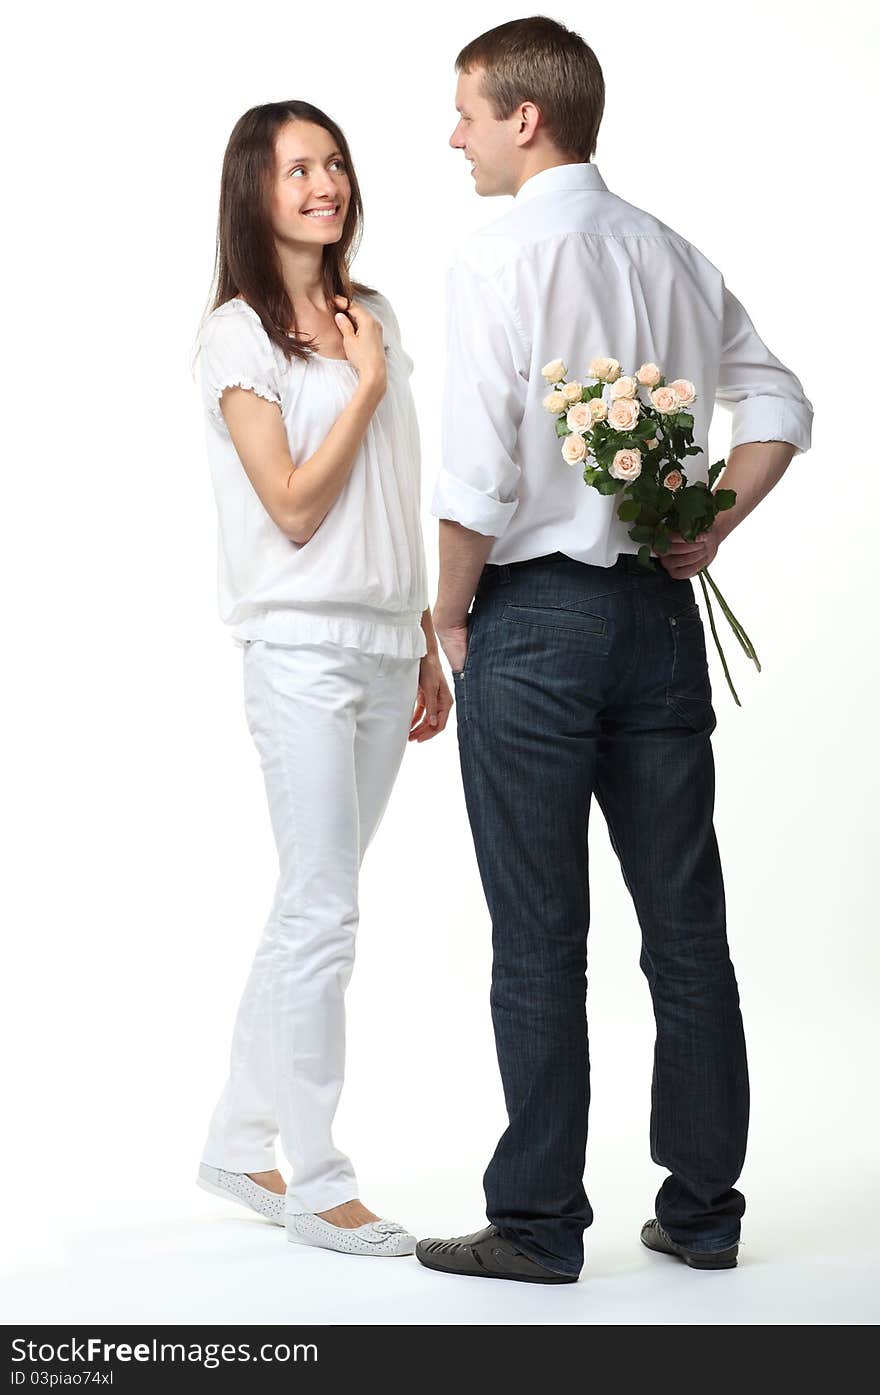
[{"xmin": 5, "ymin": 1170, "xmax": 878, "ymax": 1326}]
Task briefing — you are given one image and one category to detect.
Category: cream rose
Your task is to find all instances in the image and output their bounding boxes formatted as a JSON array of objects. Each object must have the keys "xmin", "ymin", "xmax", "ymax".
[
  {"xmin": 561, "ymin": 380, "xmax": 584, "ymax": 402},
  {"xmin": 668, "ymin": 378, "xmax": 696, "ymax": 406},
  {"xmin": 650, "ymin": 386, "xmax": 681, "ymax": 414},
  {"xmin": 637, "ymin": 362, "xmax": 662, "ymax": 387},
  {"xmin": 610, "ymin": 448, "xmax": 642, "ymax": 482},
  {"xmin": 566, "ymin": 402, "xmax": 592, "ymax": 434},
  {"xmin": 608, "ymin": 397, "xmax": 641, "ymax": 431},
  {"xmin": 541, "ymin": 358, "xmax": 567, "ymax": 383},
  {"xmin": 588, "ymin": 399, "xmax": 608, "ymax": 423},
  {"xmin": 610, "ymin": 375, "xmax": 639, "ymax": 400},
  {"xmin": 588, "ymin": 356, "xmax": 621, "ymax": 383},
  {"xmin": 647, "ymin": 436, "xmax": 659, "ymax": 449},
  {"xmin": 542, "ymin": 390, "xmax": 567, "ymax": 414},
  {"xmin": 561, "ymin": 434, "xmax": 588, "ymax": 465},
  {"xmin": 663, "ymin": 469, "xmax": 684, "ymax": 491}
]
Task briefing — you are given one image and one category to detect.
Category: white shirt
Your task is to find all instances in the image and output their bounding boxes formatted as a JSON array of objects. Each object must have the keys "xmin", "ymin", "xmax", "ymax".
[
  {"xmin": 199, "ymin": 294, "xmax": 428, "ymax": 658},
  {"xmin": 431, "ymin": 162, "xmax": 813, "ymax": 566}
]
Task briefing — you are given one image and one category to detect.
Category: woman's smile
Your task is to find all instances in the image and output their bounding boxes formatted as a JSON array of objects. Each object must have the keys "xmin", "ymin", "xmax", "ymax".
[{"xmin": 302, "ymin": 204, "xmax": 341, "ymax": 220}]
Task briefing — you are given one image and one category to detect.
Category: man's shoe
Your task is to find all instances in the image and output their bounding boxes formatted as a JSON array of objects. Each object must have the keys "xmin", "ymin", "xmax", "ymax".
[
  {"xmin": 640, "ymin": 1218, "xmax": 738, "ymax": 1270},
  {"xmin": 416, "ymin": 1225, "xmax": 578, "ymax": 1284}
]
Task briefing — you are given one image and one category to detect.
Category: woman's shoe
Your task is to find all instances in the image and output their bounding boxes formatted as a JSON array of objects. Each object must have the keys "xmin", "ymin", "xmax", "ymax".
[
  {"xmin": 197, "ymin": 1163, "xmax": 286, "ymax": 1226},
  {"xmin": 286, "ymin": 1212, "xmax": 416, "ymax": 1256}
]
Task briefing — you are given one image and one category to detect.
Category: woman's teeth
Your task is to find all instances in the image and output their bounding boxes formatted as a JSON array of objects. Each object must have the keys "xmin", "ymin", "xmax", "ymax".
[{"xmin": 304, "ymin": 208, "xmax": 338, "ymax": 218}]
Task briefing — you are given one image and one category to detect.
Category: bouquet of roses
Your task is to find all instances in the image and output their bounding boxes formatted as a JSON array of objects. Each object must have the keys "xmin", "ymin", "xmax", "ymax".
[{"xmin": 541, "ymin": 354, "xmax": 759, "ymax": 707}]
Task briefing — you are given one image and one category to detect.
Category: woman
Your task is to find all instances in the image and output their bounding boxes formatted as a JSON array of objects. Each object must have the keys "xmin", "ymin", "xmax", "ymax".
[{"xmin": 195, "ymin": 101, "xmax": 451, "ymax": 1257}]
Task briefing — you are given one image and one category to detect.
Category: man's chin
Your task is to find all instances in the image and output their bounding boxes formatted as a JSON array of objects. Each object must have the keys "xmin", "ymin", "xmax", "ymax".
[{"xmin": 473, "ymin": 174, "xmax": 503, "ymax": 198}]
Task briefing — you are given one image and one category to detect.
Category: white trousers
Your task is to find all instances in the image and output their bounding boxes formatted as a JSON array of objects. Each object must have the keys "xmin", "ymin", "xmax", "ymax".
[{"xmin": 201, "ymin": 639, "xmax": 420, "ymax": 1213}]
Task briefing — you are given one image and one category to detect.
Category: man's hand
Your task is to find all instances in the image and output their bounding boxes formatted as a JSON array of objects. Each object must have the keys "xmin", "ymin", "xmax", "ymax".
[
  {"xmin": 409, "ymin": 652, "xmax": 454, "ymax": 742},
  {"xmin": 432, "ymin": 613, "xmax": 470, "ymax": 676},
  {"xmin": 657, "ymin": 523, "xmax": 721, "ymax": 580},
  {"xmin": 434, "ymin": 521, "xmax": 495, "ymax": 672}
]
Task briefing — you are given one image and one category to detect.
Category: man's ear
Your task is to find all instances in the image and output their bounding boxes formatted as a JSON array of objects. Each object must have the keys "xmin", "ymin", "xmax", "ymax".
[{"xmin": 516, "ymin": 101, "xmax": 542, "ymax": 145}]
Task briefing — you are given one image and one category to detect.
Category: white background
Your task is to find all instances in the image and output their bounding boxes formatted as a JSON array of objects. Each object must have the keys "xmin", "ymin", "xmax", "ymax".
[{"xmin": 3, "ymin": 0, "xmax": 878, "ymax": 1327}]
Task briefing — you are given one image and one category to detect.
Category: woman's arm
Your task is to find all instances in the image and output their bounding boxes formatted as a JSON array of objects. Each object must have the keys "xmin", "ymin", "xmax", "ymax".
[
  {"xmin": 409, "ymin": 608, "xmax": 454, "ymax": 743},
  {"xmin": 218, "ymin": 298, "xmax": 387, "ymax": 545}
]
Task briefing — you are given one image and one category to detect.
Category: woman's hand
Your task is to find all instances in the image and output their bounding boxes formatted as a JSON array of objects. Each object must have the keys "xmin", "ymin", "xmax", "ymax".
[
  {"xmin": 409, "ymin": 652, "xmax": 454, "ymax": 742},
  {"xmin": 334, "ymin": 296, "xmax": 387, "ymax": 396}
]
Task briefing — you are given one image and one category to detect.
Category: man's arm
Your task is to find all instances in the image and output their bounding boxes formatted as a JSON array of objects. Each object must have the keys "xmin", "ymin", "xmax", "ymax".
[
  {"xmin": 662, "ymin": 440, "xmax": 795, "ymax": 577},
  {"xmin": 433, "ymin": 522, "xmax": 496, "ymax": 672},
  {"xmin": 715, "ymin": 281, "xmax": 813, "ymax": 458},
  {"xmin": 713, "ymin": 440, "xmax": 795, "ymax": 543},
  {"xmin": 430, "ymin": 254, "xmax": 529, "ymax": 668},
  {"xmin": 712, "ymin": 276, "xmax": 811, "ymax": 533},
  {"xmin": 660, "ymin": 281, "xmax": 812, "ymax": 579}
]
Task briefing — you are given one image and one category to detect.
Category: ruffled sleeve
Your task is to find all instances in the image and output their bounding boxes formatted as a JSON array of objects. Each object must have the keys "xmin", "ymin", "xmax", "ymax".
[
  {"xmin": 365, "ymin": 291, "xmax": 415, "ymax": 378},
  {"xmin": 199, "ymin": 301, "xmax": 283, "ymax": 429}
]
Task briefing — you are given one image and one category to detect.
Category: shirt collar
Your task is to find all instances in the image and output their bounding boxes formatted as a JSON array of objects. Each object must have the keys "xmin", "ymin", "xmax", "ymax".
[{"xmin": 514, "ymin": 161, "xmax": 607, "ymax": 205}]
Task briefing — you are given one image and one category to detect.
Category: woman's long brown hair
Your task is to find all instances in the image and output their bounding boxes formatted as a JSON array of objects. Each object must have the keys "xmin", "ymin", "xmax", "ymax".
[{"xmin": 202, "ymin": 101, "xmax": 375, "ymax": 363}]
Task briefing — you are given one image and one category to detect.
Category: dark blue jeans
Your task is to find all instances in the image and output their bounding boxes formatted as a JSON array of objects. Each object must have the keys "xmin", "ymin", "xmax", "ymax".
[{"xmin": 453, "ymin": 552, "xmax": 749, "ymax": 1278}]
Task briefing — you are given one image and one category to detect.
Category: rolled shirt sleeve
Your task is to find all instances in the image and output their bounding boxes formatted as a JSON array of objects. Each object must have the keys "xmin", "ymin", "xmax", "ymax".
[
  {"xmin": 716, "ymin": 282, "xmax": 813, "ymax": 455},
  {"xmin": 431, "ymin": 257, "xmax": 529, "ymax": 537}
]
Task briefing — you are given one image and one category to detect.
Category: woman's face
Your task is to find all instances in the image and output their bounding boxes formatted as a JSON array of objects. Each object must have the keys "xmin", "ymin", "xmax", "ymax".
[{"xmin": 269, "ymin": 119, "xmax": 351, "ymax": 248}]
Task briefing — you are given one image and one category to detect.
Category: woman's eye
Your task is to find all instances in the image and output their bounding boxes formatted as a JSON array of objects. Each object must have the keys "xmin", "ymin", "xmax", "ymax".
[{"xmin": 288, "ymin": 161, "xmax": 344, "ymax": 177}]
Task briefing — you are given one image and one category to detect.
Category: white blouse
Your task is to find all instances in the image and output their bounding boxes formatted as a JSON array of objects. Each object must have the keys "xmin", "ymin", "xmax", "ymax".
[{"xmin": 199, "ymin": 293, "xmax": 428, "ymax": 659}]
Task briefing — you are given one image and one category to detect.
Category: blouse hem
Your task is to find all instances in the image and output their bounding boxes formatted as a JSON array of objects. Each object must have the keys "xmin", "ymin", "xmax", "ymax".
[{"xmin": 228, "ymin": 608, "xmax": 427, "ymax": 660}]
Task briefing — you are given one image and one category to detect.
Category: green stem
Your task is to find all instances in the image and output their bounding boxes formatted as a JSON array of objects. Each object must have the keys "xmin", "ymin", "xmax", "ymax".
[
  {"xmin": 701, "ymin": 566, "xmax": 761, "ymax": 672},
  {"xmin": 697, "ymin": 571, "xmax": 741, "ymax": 707}
]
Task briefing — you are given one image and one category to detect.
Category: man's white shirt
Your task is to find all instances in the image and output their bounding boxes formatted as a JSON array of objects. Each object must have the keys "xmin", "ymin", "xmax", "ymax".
[{"xmin": 431, "ymin": 161, "xmax": 813, "ymax": 567}]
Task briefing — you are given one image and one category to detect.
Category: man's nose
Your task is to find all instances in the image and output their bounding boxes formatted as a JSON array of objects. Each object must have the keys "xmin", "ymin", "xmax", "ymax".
[{"xmin": 449, "ymin": 123, "xmax": 464, "ymax": 149}]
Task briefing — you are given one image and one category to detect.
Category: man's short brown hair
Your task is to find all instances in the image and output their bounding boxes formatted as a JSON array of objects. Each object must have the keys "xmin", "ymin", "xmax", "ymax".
[{"xmin": 456, "ymin": 16, "xmax": 604, "ymax": 162}]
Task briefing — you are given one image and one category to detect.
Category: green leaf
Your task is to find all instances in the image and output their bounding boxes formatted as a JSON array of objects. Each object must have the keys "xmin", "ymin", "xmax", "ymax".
[
  {"xmin": 595, "ymin": 444, "xmax": 618, "ymax": 469},
  {"xmin": 638, "ymin": 544, "xmax": 653, "ymax": 567},
  {"xmin": 584, "ymin": 381, "xmax": 604, "ymax": 400},
  {"xmin": 675, "ymin": 412, "xmax": 694, "ymax": 430},
  {"xmin": 713, "ymin": 488, "xmax": 736, "ymax": 511},
  {"xmin": 708, "ymin": 458, "xmax": 726, "ymax": 487},
  {"xmin": 594, "ymin": 474, "xmax": 624, "ymax": 496},
  {"xmin": 673, "ymin": 485, "xmax": 707, "ymax": 532},
  {"xmin": 555, "ymin": 419, "xmax": 572, "ymax": 438},
  {"xmin": 617, "ymin": 499, "xmax": 641, "ymax": 522}
]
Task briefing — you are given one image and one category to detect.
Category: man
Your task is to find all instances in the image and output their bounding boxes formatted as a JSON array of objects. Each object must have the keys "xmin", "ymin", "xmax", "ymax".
[{"xmin": 416, "ymin": 17, "xmax": 813, "ymax": 1284}]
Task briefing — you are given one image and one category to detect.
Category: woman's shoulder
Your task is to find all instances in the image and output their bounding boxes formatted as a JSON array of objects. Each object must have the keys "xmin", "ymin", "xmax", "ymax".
[
  {"xmin": 355, "ymin": 286, "xmax": 394, "ymax": 321},
  {"xmin": 199, "ymin": 299, "xmax": 293, "ymax": 383},
  {"xmin": 356, "ymin": 289, "xmax": 414, "ymax": 378},
  {"xmin": 357, "ymin": 288, "xmax": 404, "ymax": 344},
  {"xmin": 201, "ymin": 296, "xmax": 266, "ymax": 343}
]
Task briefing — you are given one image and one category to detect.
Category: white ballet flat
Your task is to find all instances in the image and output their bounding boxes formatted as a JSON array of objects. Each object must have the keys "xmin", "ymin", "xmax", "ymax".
[
  {"xmin": 197, "ymin": 1163, "xmax": 286, "ymax": 1226},
  {"xmin": 286, "ymin": 1212, "xmax": 416, "ymax": 1256}
]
